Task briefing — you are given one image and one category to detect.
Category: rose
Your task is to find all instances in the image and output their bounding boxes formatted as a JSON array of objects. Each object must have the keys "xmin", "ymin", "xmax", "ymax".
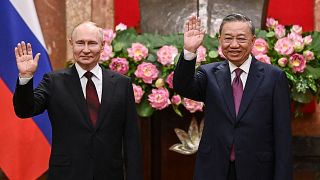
[
  {"xmin": 132, "ymin": 84, "xmax": 144, "ymax": 103},
  {"xmin": 274, "ymin": 24, "xmax": 286, "ymax": 39},
  {"xmin": 109, "ymin": 57, "xmax": 129, "ymax": 75},
  {"xmin": 266, "ymin": 18, "xmax": 278, "ymax": 29},
  {"xmin": 134, "ymin": 62, "xmax": 159, "ymax": 84},
  {"xmin": 291, "ymin": 25, "xmax": 303, "ymax": 35},
  {"xmin": 304, "ymin": 35, "xmax": 312, "ymax": 45},
  {"xmin": 289, "ymin": 53, "xmax": 306, "ymax": 73},
  {"xmin": 274, "ymin": 37, "xmax": 294, "ymax": 55},
  {"xmin": 196, "ymin": 45, "xmax": 207, "ymax": 63},
  {"xmin": 182, "ymin": 98, "xmax": 204, "ymax": 113},
  {"xmin": 166, "ymin": 72, "xmax": 174, "ymax": 89},
  {"xmin": 155, "ymin": 78, "xmax": 165, "ymax": 88},
  {"xmin": 171, "ymin": 95, "xmax": 182, "ymax": 105},
  {"xmin": 103, "ymin": 29, "xmax": 116, "ymax": 44},
  {"xmin": 100, "ymin": 44, "xmax": 113, "ymax": 61},
  {"xmin": 115, "ymin": 23, "xmax": 127, "ymax": 31},
  {"xmin": 288, "ymin": 33, "xmax": 304, "ymax": 52},
  {"xmin": 127, "ymin": 43, "xmax": 149, "ymax": 62},
  {"xmin": 157, "ymin": 45, "xmax": 178, "ymax": 66},
  {"xmin": 252, "ymin": 38, "xmax": 269, "ymax": 56},
  {"xmin": 303, "ymin": 50, "xmax": 315, "ymax": 61},
  {"xmin": 148, "ymin": 88, "xmax": 171, "ymax": 110},
  {"xmin": 255, "ymin": 54, "xmax": 271, "ymax": 64},
  {"xmin": 277, "ymin": 57, "xmax": 288, "ymax": 67}
]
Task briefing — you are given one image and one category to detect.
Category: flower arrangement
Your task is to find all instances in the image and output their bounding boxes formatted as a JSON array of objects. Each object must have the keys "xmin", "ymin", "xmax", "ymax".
[{"xmin": 96, "ymin": 20, "xmax": 320, "ymax": 117}]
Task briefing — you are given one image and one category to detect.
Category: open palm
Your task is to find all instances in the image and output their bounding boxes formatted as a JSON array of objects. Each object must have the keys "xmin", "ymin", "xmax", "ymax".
[
  {"xmin": 15, "ymin": 41, "xmax": 40, "ymax": 77},
  {"xmin": 184, "ymin": 15, "xmax": 205, "ymax": 53}
]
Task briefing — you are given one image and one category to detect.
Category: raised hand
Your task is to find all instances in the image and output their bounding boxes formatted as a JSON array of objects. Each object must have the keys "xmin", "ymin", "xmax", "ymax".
[
  {"xmin": 184, "ymin": 15, "xmax": 205, "ymax": 53},
  {"xmin": 14, "ymin": 41, "xmax": 40, "ymax": 78}
]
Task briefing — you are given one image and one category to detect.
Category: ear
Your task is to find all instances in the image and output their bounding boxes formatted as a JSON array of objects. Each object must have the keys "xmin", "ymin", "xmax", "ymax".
[
  {"xmin": 68, "ymin": 38, "xmax": 73, "ymax": 46},
  {"xmin": 100, "ymin": 40, "xmax": 105, "ymax": 52}
]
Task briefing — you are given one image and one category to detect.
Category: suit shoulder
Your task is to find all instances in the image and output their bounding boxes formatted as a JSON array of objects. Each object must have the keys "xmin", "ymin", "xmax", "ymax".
[
  {"xmin": 200, "ymin": 61, "xmax": 226, "ymax": 71},
  {"xmin": 104, "ymin": 68, "xmax": 131, "ymax": 82}
]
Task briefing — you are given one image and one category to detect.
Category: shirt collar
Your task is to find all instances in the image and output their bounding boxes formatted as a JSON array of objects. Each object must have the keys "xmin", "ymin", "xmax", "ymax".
[
  {"xmin": 75, "ymin": 63, "xmax": 102, "ymax": 80},
  {"xmin": 228, "ymin": 55, "xmax": 252, "ymax": 74}
]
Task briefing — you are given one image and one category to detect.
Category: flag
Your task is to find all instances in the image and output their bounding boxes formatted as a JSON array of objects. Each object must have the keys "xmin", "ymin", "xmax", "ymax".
[{"xmin": 0, "ymin": 0, "xmax": 52, "ymax": 179}]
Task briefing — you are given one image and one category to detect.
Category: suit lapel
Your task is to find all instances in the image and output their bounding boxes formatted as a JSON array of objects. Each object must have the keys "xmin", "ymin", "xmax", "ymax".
[
  {"xmin": 95, "ymin": 68, "xmax": 116, "ymax": 130},
  {"xmin": 64, "ymin": 66, "xmax": 92, "ymax": 128},
  {"xmin": 214, "ymin": 61, "xmax": 236, "ymax": 122},
  {"xmin": 237, "ymin": 58, "xmax": 264, "ymax": 121}
]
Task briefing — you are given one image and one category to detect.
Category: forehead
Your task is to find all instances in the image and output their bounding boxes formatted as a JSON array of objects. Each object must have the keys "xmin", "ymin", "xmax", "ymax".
[
  {"xmin": 221, "ymin": 21, "xmax": 252, "ymax": 36},
  {"xmin": 72, "ymin": 24, "xmax": 101, "ymax": 41}
]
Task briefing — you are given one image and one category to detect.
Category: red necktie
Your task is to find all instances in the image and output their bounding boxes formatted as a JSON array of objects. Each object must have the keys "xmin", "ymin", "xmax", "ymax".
[
  {"xmin": 230, "ymin": 68, "xmax": 243, "ymax": 161},
  {"xmin": 84, "ymin": 71, "xmax": 100, "ymax": 127}
]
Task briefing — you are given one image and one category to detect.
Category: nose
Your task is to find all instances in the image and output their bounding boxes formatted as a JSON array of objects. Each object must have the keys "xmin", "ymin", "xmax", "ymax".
[
  {"xmin": 230, "ymin": 38, "xmax": 239, "ymax": 48},
  {"xmin": 83, "ymin": 44, "xmax": 90, "ymax": 53}
]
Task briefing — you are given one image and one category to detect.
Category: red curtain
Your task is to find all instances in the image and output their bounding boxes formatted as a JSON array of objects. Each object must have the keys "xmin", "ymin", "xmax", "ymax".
[
  {"xmin": 114, "ymin": 0, "xmax": 140, "ymax": 29},
  {"xmin": 266, "ymin": 0, "xmax": 314, "ymax": 31}
]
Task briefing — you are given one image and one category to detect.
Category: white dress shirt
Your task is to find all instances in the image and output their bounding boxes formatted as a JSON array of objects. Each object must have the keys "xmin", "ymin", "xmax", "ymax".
[
  {"xmin": 19, "ymin": 63, "xmax": 103, "ymax": 103},
  {"xmin": 183, "ymin": 49, "xmax": 252, "ymax": 89}
]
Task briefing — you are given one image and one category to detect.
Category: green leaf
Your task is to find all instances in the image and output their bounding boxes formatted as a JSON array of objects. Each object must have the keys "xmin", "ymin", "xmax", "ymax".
[
  {"xmin": 113, "ymin": 43, "xmax": 123, "ymax": 52},
  {"xmin": 172, "ymin": 105, "xmax": 183, "ymax": 117},
  {"xmin": 305, "ymin": 66, "xmax": 320, "ymax": 79},
  {"xmin": 266, "ymin": 31, "xmax": 275, "ymax": 38},
  {"xmin": 255, "ymin": 29, "xmax": 268, "ymax": 38},
  {"xmin": 146, "ymin": 53, "xmax": 156, "ymax": 62},
  {"xmin": 208, "ymin": 50, "xmax": 218, "ymax": 58},
  {"xmin": 136, "ymin": 98, "xmax": 154, "ymax": 117}
]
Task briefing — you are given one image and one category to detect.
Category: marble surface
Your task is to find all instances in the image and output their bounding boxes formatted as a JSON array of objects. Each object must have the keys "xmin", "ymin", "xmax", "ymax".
[
  {"xmin": 140, "ymin": 0, "xmax": 264, "ymax": 35},
  {"xmin": 66, "ymin": 0, "xmax": 92, "ymax": 60}
]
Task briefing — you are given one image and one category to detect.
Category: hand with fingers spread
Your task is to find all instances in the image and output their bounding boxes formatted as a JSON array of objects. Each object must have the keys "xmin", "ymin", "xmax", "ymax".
[
  {"xmin": 14, "ymin": 41, "xmax": 40, "ymax": 78},
  {"xmin": 184, "ymin": 15, "xmax": 205, "ymax": 53}
]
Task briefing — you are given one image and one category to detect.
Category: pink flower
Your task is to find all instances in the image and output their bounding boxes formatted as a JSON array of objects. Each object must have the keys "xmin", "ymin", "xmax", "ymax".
[
  {"xmin": 109, "ymin": 58, "xmax": 129, "ymax": 75},
  {"xmin": 103, "ymin": 29, "xmax": 116, "ymax": 44},
  {"xmin": 266, "ymin": 18, "xmax": 278, "ymax": 29},
  {"xmin": 182, "ymin": 98, "xmax": 204, "ymax": 113},
  {"xmin": 291, "ymin": 25, "xmax": 303, "ymax": 35},
  {"xmin": 274, "ymin": 24, "xmax": 286, "ymax": 39},
  {"xmin": 255, "ymin": 54, "xmax": 271, "ymax": 64},
  {"xmin": 289, "ymin": 53, "xmax": 306, "ymax": 73},
  {"xmin": 155, "ymin": 78, "xmax": 165, "ymax": 88},
  {"xmin": 251, "ymin": 38, "xmax": 269, "ymax": 56},
  {"xmin": 100, "ymin": 44, "xmax": 113, "ymax": 61},
  {"xmin": 134, "ymin": 62, "xmax": 159, "ymax": 84},
  {"xmin": 166, "ymin": 72, "xmax": 174, "ymax": 89},
  {"xmin": 127, "ymin": 43, "xmax": 149, "ymax": 62},
  {"xmin": 274, "ymin": 37, "xmax": 294, "ymax": 55},
  {"xmin": 304, "ymin": 35, "xmax": 312, "ymax": 45},
  {"xmin": 218, "ymin": 46, "xmax": 226, "ymax": 59},
  {"xmin": 157, "ymin": 45, "xmax": 178, "ymax": 66},
  {"xmin": 277, "ymin": 57, "xmax": 288, "ymax": 67},
  {"xmin": 171, "ymin": 95, "xmax": 182, "ymax": 105},
  {"xmin": 288, "ymin": 33, "xmax": 304, "ymax": 52},
  {"xmin": 115, "ymin": 23, "xmax": 127, "ymax": 31},
  {"xmin": 196, "ymin": 45, "xmax": 207, "ymax": 63},
  {"xmin": 148, "ymin": 88, "xmax": 171, "ymax": 110},
  {"xmin": 132, "ymin": 84, "xmax": 144, "ymax": 103},
  {"xmin": 303, "ymin": 50, "xmax": 315, "ymax": 61}
]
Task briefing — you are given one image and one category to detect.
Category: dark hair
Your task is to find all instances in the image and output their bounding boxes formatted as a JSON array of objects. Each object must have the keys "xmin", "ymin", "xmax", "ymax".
[{"xmin": 219, "ymin": 13, "xmax": 255, "ymax": 35}]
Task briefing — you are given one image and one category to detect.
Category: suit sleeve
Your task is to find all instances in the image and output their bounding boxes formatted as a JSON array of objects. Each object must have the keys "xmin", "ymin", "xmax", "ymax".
[
  {"xmin": 123, "ymin": 79, "xmax": 143, "ymax": 180},
  {"xmin": 272, "ymin": 70, "xmax": 293, "ymax": 180},
  {"xmin": 13, "ymin": 73, "xmax": 51, "ymax": 118},
  {"xmin": 173, "ymin": 52, "xmax": 207, "ymax": 102}
]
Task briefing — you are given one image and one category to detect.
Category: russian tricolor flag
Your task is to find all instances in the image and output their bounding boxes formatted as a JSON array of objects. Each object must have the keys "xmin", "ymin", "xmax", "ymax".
[{"xmin": 0, "ymin": 0, "xmax": 52, "ymax": 179}]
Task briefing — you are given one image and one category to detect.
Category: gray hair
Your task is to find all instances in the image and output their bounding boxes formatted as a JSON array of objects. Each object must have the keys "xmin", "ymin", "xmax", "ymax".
[
  {"xmin": 219, "ymin": 13, "xmax": 255, "ymax": 35},
  {"xmin": 70, "ymin": 21, "xmax": 104, "ymax": 43}
]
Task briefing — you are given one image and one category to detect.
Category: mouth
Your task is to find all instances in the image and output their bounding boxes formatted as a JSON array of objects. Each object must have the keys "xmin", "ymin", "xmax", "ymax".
[{"xmin": 228, "ymin": 51, "xmax": 242, "ymax": 56}]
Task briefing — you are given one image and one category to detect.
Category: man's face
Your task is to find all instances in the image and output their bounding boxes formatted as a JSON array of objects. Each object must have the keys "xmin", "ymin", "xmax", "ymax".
[
  {"xmin": 219, "ymin": 21, "xmax": 256, "ymax": 66},
  {"xmin": 70, "ymin": 24, "xmax": 104, "ymax": 71}
]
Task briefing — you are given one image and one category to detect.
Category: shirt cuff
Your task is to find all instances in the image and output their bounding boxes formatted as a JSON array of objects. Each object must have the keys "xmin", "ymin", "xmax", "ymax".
[
  {"xmin": 183, "ymin": 49, "xmax": 197, "ymax": 61},
  {"xmin": 19, "ymin": 76, "xmax": 32, "ymax": 85}
]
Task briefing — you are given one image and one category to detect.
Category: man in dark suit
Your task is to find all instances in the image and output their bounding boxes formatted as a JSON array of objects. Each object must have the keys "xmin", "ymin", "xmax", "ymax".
[
  {"xmin": 173, "ymin": 14, "xmax": 292, "ymax": 180},
  {"xmin": 13, "ymin": 22, "xmax": 143, "ymax": 180}
]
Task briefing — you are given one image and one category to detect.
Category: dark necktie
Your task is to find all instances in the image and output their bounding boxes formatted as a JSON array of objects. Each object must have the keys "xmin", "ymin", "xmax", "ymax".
[
  {"xmin": 230, "ymin": 68, "xmax": 243, "ymax": 161},
  {"xmin": 84, "ymin": 71, "xmax": 100, "ymax": 127}
]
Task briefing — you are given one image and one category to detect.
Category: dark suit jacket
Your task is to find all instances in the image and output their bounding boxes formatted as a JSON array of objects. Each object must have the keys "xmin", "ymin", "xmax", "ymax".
[
  {"xmin": 173, "ymin": 54, "xmax": 292, "ymax": 180},
  {"xmin": 13, "ymin": 65, "xmax": 143, "ymax": 180}
]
